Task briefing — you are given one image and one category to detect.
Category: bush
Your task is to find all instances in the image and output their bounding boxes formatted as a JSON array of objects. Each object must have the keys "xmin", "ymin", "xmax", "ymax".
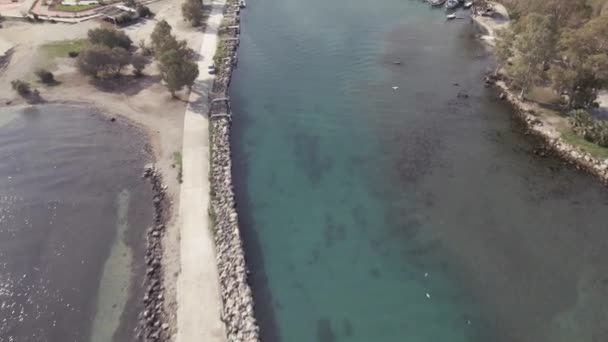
[
  {"xmin": 114, "ymin": 12, "xmax": 134, "ymax": 25},
  {"xmin": 11, "ymin": 79, "xmax": 31, "ymax": 96},
  {"xmin": 124, "ymin": 0, "xmax": 136, "ymax": 7},
  {"xmin": 35, "ymin": 69, "xmax": 55, "ymax": 84},
  {"xmin": 68, "ymin": 51, "xmax": 79, "ymax": 58},
  {"xmin": 136, "ymin": 5, "xmax": 152, "ymax": 18}
]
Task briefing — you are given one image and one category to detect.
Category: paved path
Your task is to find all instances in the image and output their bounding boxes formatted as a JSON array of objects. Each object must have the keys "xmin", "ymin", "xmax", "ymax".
[{"xmin": 176, "ymin": 1, "xmax": 226, "ymax": 342}]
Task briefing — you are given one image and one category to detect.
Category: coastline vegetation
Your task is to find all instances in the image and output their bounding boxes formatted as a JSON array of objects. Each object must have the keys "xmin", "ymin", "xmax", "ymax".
[{"xmin": 494, "ymin": 0, "xmax": 608, "ymax": 156}]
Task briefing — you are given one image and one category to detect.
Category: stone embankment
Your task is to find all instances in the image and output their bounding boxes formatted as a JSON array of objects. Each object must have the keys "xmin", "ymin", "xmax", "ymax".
[
  {"xmin": 138, "ymin": 164, "xmax": 171, "ymax": 342},
  {"xmin": 491, "ymin": 79, "xmax": 608, "ymax": 183},
  {"xmin": 209, "ymin": 2, "xmax": 260, "ymax": 342}
]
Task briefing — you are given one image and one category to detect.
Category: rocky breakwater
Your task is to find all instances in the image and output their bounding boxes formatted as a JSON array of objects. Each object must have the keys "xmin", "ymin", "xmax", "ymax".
[
  {"xmin": 137, "ymin": 164, "xmax": 171, "ymax": 342},
  {"xmin": 209, "ymin": 2, "xmax": 261, "ymax": 342},
  {"xmin": 493, "ymin": 79, "xmax": 608, "ymax": 184}
]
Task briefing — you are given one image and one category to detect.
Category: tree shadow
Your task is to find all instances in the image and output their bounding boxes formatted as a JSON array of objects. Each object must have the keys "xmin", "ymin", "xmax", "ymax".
[{"xmin": 90, "ymin": 74, "xmax": 162, "ymax": 96}]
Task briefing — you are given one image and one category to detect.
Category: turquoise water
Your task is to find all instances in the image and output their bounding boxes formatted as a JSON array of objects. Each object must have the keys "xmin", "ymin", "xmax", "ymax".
[{"xmin": 230, "ymin": 1, "xmax": 608, "ymax": 341}]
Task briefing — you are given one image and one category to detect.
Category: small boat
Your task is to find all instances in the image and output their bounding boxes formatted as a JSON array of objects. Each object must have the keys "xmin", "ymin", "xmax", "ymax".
[
  {"xmin": 446, "ymin": 13, "xmax": 457, "ymax": 19},
  {"xmin": 428, "ymin": 0, "xmax": 446, "ymax": 7},
  {"xmin": 464, "ymin": 1, "xmax": 473, "ymax": 8},
  {"xmin": 445, "ymin": 0, "xmax": 460, "ymax": 9},
  {"xmin": 239, "ymin": 0, "xmax": 246, "ymax": 8}
]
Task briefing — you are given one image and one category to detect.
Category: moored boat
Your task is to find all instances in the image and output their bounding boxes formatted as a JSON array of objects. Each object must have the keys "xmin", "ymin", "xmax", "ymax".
[{"xmin": 464, "ymin": 1, "xmax": 473, "ymax": 8}]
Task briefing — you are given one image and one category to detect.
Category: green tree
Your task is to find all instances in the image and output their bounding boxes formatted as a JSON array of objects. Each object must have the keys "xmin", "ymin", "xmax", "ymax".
[
  {"xmin": 182, "ymin": 0, "xmax": 203, "ymax": 26},
  {"xmin": 159, "ymin": 48, "xmax": 199, "ymax": 97},
  {"xmin": 151, "ymin": 20, "xmax": 173, "ymax": 54},
  {"xmin": 77, "ymin": 45, "xmax": 131, "ymax": 78},
  {"xmin": 551, "ymin": 15, "xmax": 608, "ymax": 108},
  {"xmin": 88, "ymin": 27, "xmax": 132, "ymax": 50},
  {"xmin": 507, "ymin": 13, "xmax": 557, "ymax": 99}
]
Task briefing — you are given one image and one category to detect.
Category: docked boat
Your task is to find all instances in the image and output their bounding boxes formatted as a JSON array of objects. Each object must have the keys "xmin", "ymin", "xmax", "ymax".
[
  {"xmin": 446, "ymin": 13, "xmax": 457, "ymax": 19},
  {"xmin": 239, "ymin": 0, "xmax": 246, "ymax": 8},
  {"xmin": 428, "ymin": 0, "xmax": 446, "ymax": 7},
  {"xmin": 445, "ymin": 0, "xmax": 460, "ymax": 9},
  {"xmin": 464, "ymin": 1, "xmax": 473, "ymax": 8}
]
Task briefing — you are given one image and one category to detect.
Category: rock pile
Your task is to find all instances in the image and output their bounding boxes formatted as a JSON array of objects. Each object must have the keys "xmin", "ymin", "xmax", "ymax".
[
  {"xmin": 138, "ymin": 163, "xmax": 171, "ymax": 342},
  {"xmin": 210, "ymin": 118, "xmax": 259, "ymax": 342},
  {"xmin": 208, "ymin": 1, "xmax": 260, "ymax": 341}
]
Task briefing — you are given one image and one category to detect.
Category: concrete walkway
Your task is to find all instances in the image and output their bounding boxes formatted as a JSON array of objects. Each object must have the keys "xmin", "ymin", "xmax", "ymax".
[{"xmin": 176, "ymin": 1, "xmax": 226, "ymax": 342}]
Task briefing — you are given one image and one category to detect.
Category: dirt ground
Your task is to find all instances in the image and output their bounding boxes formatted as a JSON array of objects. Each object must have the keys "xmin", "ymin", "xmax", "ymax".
[{"xmin": 0, "ymin": 0, "xmax": 208, "ymax": 333}]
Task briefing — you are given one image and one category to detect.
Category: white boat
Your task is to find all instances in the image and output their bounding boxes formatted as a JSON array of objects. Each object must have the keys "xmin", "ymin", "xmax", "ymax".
[
  {"xmin": 239, "ymin": 0, "xmax": 246, "ymax": 8},
  {"xmin": 446, "ymin": 13, "xmax": 457, "ymax": 19},
  {"xmin": 464, "ymin": 1, "xmax": 473, "ymax": 8}
]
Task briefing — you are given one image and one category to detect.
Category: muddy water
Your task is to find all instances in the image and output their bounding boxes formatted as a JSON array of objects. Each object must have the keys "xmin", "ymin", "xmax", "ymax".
[{"xmin": 0, "ymin": 105, "xmax": 153, "ymax": 341}]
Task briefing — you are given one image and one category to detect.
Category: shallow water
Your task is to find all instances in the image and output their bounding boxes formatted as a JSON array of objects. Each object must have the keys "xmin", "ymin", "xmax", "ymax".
[
  {"xmin": 0, "ymin": 105, "xmax": 152, "ymax": 341},
  {"xmin": 230, "ymin": 0, "xmax": 608, "ymax": 341}
]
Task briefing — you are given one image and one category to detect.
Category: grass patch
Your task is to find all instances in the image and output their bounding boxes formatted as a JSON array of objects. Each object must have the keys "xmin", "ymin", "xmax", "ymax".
[
  {"xmin": 40, "ymin": 39, "xmax": 89, "ymax": 59},
  {"xmin": 53, "ymin": 4, "xmax": 99, "ymax": 12},
  {"xmin": 560, "ymin": 129, "xmax": 608, "ymax": 160},
  {"xmin": 172, "ymin": 151, "xmax": 183, "ymax": 183}
]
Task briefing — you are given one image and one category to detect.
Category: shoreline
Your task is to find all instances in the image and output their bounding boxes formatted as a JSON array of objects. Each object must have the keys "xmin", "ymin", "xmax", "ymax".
[
  {"xmin": 208, "ymin": 1, "xmax": 261, "ymax": 342},
  {"xmin": 471, "ymin": 5, "xmax": 608, "ymax": 184}
]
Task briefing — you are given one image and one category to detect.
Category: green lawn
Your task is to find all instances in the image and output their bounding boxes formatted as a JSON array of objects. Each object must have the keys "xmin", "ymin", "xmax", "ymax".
[
  {"xmin": 560, "ymin": 129, "xmax": 608, "ymax": 160},
  {"xmin": 54, "ymin": 3, "xmax": 99, "ymax": 12},
  {"xmin": 40, "ymin": 39, "xmax": 89, "ymax": 59}
]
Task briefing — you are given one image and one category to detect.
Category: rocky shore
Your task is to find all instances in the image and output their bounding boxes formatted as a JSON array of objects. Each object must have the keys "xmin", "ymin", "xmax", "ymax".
[
  {"xmin": 209, "ymin": 2, "xmax": 260, "ymax": 342},
  {"xmin": 492, "ymin": 79, "xmax": 608, "ymax": 183},
  {"xmin": 138, "ymin": 164, "xmax": 171, "ymax": 342},
  {"xmin": 472, "ymin": 10, "xmax": 608, "ymax": 185}
]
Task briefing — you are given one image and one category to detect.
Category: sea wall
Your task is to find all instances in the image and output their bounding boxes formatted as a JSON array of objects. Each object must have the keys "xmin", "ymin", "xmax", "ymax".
[{"xmin": 209, "ymin": 2, "xmax": 261, "ymax": 342}]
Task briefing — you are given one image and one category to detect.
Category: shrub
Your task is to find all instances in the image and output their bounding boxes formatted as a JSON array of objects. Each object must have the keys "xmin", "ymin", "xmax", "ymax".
[
  {"xmin": 35, "ymin": 69, "xmax": 55, "ymax": 84},
  {"xmin": 68, "ymin": 51, "xmax": 79, "ymax": 58},
  {"xmin": 136, "ymin": 5, "xmax": 152, "ymax": 18},
  {"xmin": 11, "ymin": 79, "xmax": 31, "ymax": 96}
]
